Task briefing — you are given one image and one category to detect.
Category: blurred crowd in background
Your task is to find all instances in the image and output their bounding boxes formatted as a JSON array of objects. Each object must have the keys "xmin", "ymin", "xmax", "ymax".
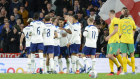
[{"xmin": 0, "ymin": 0, "xmax": 139, "ymax": 58}]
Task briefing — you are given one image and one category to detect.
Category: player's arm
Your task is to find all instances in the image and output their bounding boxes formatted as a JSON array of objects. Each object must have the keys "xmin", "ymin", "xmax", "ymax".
[
  {"xmin": 20, "ymin": 33, "xmax": 25, "ymax": 50},
  {"xmin": 54, "ymin": 31, "xmax": 58, "ymax": 38},
  {"xmin": 83, "ymin": 27, "xmax": 88, "ymax": 37},
  {"xmin": 106, "ymin": 24, "xmax": 118, "ymax": 41},
  {"xmin": 132, "ymin": 19, "xmax": 136, "ymax": 36}
]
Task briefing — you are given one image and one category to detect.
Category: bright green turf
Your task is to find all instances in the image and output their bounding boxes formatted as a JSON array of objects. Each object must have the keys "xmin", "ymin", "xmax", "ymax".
[{"xmin": 0, "ymin": 73, "xmax": 140, "ymax": 79}]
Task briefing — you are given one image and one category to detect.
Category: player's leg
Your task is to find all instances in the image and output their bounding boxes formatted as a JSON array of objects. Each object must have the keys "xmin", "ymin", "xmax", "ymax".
[
  {"xmin": 58, "ymin": 47, "xmax": 64, "ymax": 73},
  {"xmin": 30, "ymin": 43, "xmax": 36, "ymax": 74},
  {"xmin": 25, "ymin": 47, "xmax": 32, "ymax": 73},
  {"xmin": 107, "ymin": 43, "xmax": 121, "ymax": 75},
  {"xmin": 65, "ymin": 46, "xmax": 71, "ymax": 74},
  {"xmin": 82, "ymin": 46, "xmax": 91, "ymax": 73},
  {"xmin": 43, "ymin": 54, "xmax": 47, "ymax": 74},
  {"xmin": 75, "ymin": 44, "xmax": 85, "ymax": 74},
  {"xmin": 120, "ymin": 43, "xmax": 128, "ymax": 75},
  {"xmin": 116, "ymin": 49, "xmax": 123, "ymax": 67},
  {"xmin": 47, "ymin": 45, "xmax": 54, "ymax": 73},
  {"xmin": 90, "ymin": 48, "xmax": 96, "ymax": 72},
  {"xmin": 128, "ymin": 44, "xmax": 135, "ymax": 74},
  {"xmin": 107, "ymin": 59, "xmax": 115, "ymax": 75},
  {"xmin": 54, "ymin": 46, "xmax": 60, "ymax": 73},
  {"xmin": 38, "ymin": 43, "xmax": 44, "ymax": 74}
]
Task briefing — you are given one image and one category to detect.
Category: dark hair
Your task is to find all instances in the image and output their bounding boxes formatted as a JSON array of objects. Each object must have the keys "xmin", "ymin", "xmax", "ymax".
[
  {"xmin": 45, "ymin": 15, "xmax": 51, "ymax": 21},
  {"xmin": 110, "ymin": 10, "xmax": 115, "ymax": 14},
  {"xmin": 122, "ymin": 7, "xmax": 127, "ymax": 10},
  {"xmin": 33, "ymin": 13, "xmax": 39, "ymax": 20},
  {"xmin": 90, "ymin": 8, "xmax": 95, "ymax": 12},
  {"xmin": 124, "ymin": 9, "xmax": 129, "ymax": 17},
  {"xmin": 73, "ymin": 15, "xmax": 78, "ymax": 20},
  {"xmin": 51, "ymin": 17, "xmax": 57, "ymax": 23},
  {"xmin": 59, "ymin": 17, "xmax": 64, "ymax": 21}
]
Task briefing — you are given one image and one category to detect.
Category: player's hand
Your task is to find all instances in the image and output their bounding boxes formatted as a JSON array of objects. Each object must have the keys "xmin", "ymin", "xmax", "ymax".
[
  {"xmin": 62, "ymin": 33, "xmax": 67, "ymax": 37},
  {"xmin": 105, "ymin": 36, "xmax": 110, "ymax": 41},
  {"xmin": 20, "ymin": 44, "xmax": 23, "ymax": 50},
  {"xmin": 67, "ymin": 43, "xmax": 71, "ymax": 47}
]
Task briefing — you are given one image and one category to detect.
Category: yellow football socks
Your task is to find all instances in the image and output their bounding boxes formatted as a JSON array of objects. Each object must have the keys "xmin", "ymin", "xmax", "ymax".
[
  {"xmin": 112, "ymin": 58, "xmax": 120, "ymax": 68},
  {"xmin": 127, "ymin": 56, "xmax": 132, "ymax": 67},
  {"xmin": 122, "ymin": 57, "xmax": 127, "ymax": 72},
  {"xmin": 131, "ymin": 57, "xmax": 135, "ymax": 72},
  {"xmin": 116, "ymin": 54, "xmax": 123, "ymax": 67},
  {"xmin": 109, "ymin": 59, "xmax": 114, "ymax": 72}
]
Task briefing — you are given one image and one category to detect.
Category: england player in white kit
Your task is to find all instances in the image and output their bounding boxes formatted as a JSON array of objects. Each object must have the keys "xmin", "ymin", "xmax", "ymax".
[
  {"xmin": 67, "ymin": 15, "xmax": 85, "ymax": 73},
  {"xmin": 43, "ymin": 15, "xmax": 58, "ymax": 73},
  {"xmin": 20, "ymin": 18, "xmax": 33, "ymax": 73},
  {"xmin": 51, "ymin": 17, "xmax": 61, "ymax": 73},
  {"xmin": 30, "ymin": 13, "xmax": 45, "ymax": 74},
  {"xmin": 82, "ymin": 18, "xmax": 98, "ymax": 73},
  {"xmin": 58, "ymin": 17, "xmax": 72, "ymax": 74}
]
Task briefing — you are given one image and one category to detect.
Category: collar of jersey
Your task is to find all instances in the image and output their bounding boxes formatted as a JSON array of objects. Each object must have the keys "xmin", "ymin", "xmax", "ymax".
[
  {"xmin": 73, "ymin": 22, "xmax": 79, "ymax": 24},
  {"xmin": 88, "ymin": 25, "xmax": 94, "ymax": 27},
  {"xmin": 45, "ymin": 23, "xmax": 51, "ymax": 24}
]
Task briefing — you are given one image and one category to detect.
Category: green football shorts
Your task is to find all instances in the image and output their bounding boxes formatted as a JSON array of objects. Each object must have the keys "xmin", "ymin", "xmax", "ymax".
[
  {"xmin": 107, "ymin": 43, "xmax": 119, "ymax": 55},
  {"xmin": 120, "ymin": 43, "xmax": 135, "ymax": 55}
]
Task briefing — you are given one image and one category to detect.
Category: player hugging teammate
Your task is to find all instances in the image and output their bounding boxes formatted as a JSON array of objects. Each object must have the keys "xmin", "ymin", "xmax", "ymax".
[{"xmin": 20, "ymin": 7, "xmax": 137, "ymax": 75}]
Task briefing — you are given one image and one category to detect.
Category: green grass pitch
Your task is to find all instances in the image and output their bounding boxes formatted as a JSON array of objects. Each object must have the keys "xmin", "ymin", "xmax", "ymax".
[{"xmin": 0, "ymin": 73, "xmax": 140, "ymax": 79}]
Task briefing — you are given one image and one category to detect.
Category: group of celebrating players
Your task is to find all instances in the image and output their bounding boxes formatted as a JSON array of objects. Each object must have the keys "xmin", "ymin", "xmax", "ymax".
[{"xmin": 19, "ymin": 7, "xmax": 137, "ymax": 75}]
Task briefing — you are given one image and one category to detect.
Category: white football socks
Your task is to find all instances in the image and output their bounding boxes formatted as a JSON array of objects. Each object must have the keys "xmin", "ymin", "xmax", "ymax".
[
  {"xmin": 66, "ymin": 58, "xmax": 71, "ymax": 73},
  {"xmin": 26, "ymin": 58, "xmax": 31, "ymax": 73},
  {"xmin": 91, "ymin": 58, "xmax": 96, "ymax": 71},
  {"xmin": 54, "ymin": 56, "xmax": 59, "ymax": 72},
  {"xmin": 43, "ymin": 58, "xmax": 46, "ymax": 73},
  {"xmin": 31, "ymin": 53, "xmax": 35, "ymax": 73},
  {"xmin": 39, "ymin": 53, "xmax": 43, "ymax": 69},
  {"xmin": 58, "ymin": 58, "xmax": 63, "ymax": 72},
  {"xmin": 49, "ymin": 58, "xmax": 54, "ymax": 71},
  {"xmin": 71, "ymin": 56, "xmax": 76, "ymax": 72},
  {"xmin": 83, "ymin": 57, "xmax": 89, "ymax": 69}
]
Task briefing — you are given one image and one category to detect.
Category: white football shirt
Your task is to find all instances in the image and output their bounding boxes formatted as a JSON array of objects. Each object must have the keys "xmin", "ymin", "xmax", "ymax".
[
  {"xmin": 83, "ymin": 25, "xmax": 98, "ymax": 48},
  {"xmin": 23, "ymin": 26, "xmax": 33, "ymax": 47},
  {"xmin": 30, "ymin": 20, "xmax": 45, "ymax": 43},
  {"xmin": 67, "ymin": 21, "xmax": 81, "ymax": 44},
  {"xmin": 43, "ymin": 23, "xmax": 56, "ymax": 46}
]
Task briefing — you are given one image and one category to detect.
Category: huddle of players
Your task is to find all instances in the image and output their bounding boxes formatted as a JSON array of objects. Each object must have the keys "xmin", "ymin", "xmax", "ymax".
[
  {"xmin": 20, "ymin": 13, "xmax": 99, "ymax": 74},
  {"xmin": 106, "ymin": 7, "xmax": 136, "ymax": 75}
]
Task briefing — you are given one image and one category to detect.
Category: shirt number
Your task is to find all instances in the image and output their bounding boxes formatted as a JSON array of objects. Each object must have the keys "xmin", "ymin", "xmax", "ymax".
[
  {"xmin": 47, "ymin": 29, "xmax": 50, "ymax": 37},
  {"xmin": 92, "ymin": 31, "xmax": 96, "ymax": 39}
]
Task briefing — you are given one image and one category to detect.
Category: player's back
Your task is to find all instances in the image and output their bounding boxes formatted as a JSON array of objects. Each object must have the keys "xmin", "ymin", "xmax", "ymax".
[
  {"xmin": 30, "ymin": 20, "xmax": 45, "ymax": 43},
  {"xmin": 23, "ymin": 26, "xmax": 33, "ymax": 47},
  {"xmin": 43, "ymin": 23, "xmax": 55, "ymax": 45},
  {"xmin": 84, "ymin": 25, "xmax": 98, "ymax": 48},
  {"xmin": 120, "ymin": 18, "xmax": 136, "ymax": 44}
]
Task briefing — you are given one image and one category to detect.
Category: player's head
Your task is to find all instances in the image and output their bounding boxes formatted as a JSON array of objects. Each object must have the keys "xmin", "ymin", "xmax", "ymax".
[
  {"xmin": 33, "ymin": 13, "xmax": 39, "ymax": 20},
  {"xmin": 87, "ymin": 17, "xmax": 94, "ymax": 25},
  {"xmin": 51, "ymin": 17, "xmax": 58, "ymax": 25},
  {"xmin": 58, "ymin": 17, "xmax": 65, "ymax": 27},
  {"xmin": 73, "ymin": 15, "xmax": 78, "ymax": 22},
  {"xmin": 109, "ymin": 10, "xmax": 115, "ymax": 18},
  {"xmin": 27, "ymin": 18, "xmax": 34, "ymax": 25},
  {"xmin": 121, "ymin": 7, "xmax": 127, "ymax": 15},
  {"xmin": 45, "ymin": 15, "xmax": 51, "ymax": 22},
  {"xmin": 123, "ymin": 8, "xmax": 129, "ymax": 17}
]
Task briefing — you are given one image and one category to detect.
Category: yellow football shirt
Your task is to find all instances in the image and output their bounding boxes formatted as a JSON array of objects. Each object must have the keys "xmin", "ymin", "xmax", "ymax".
[
  {"xmin": 108, "ymin": 17, "xmax": 120, "ymax": 44},
  {"xmin": 119, "ymin": 17, "xmax": 136, "ymax": 44}
]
